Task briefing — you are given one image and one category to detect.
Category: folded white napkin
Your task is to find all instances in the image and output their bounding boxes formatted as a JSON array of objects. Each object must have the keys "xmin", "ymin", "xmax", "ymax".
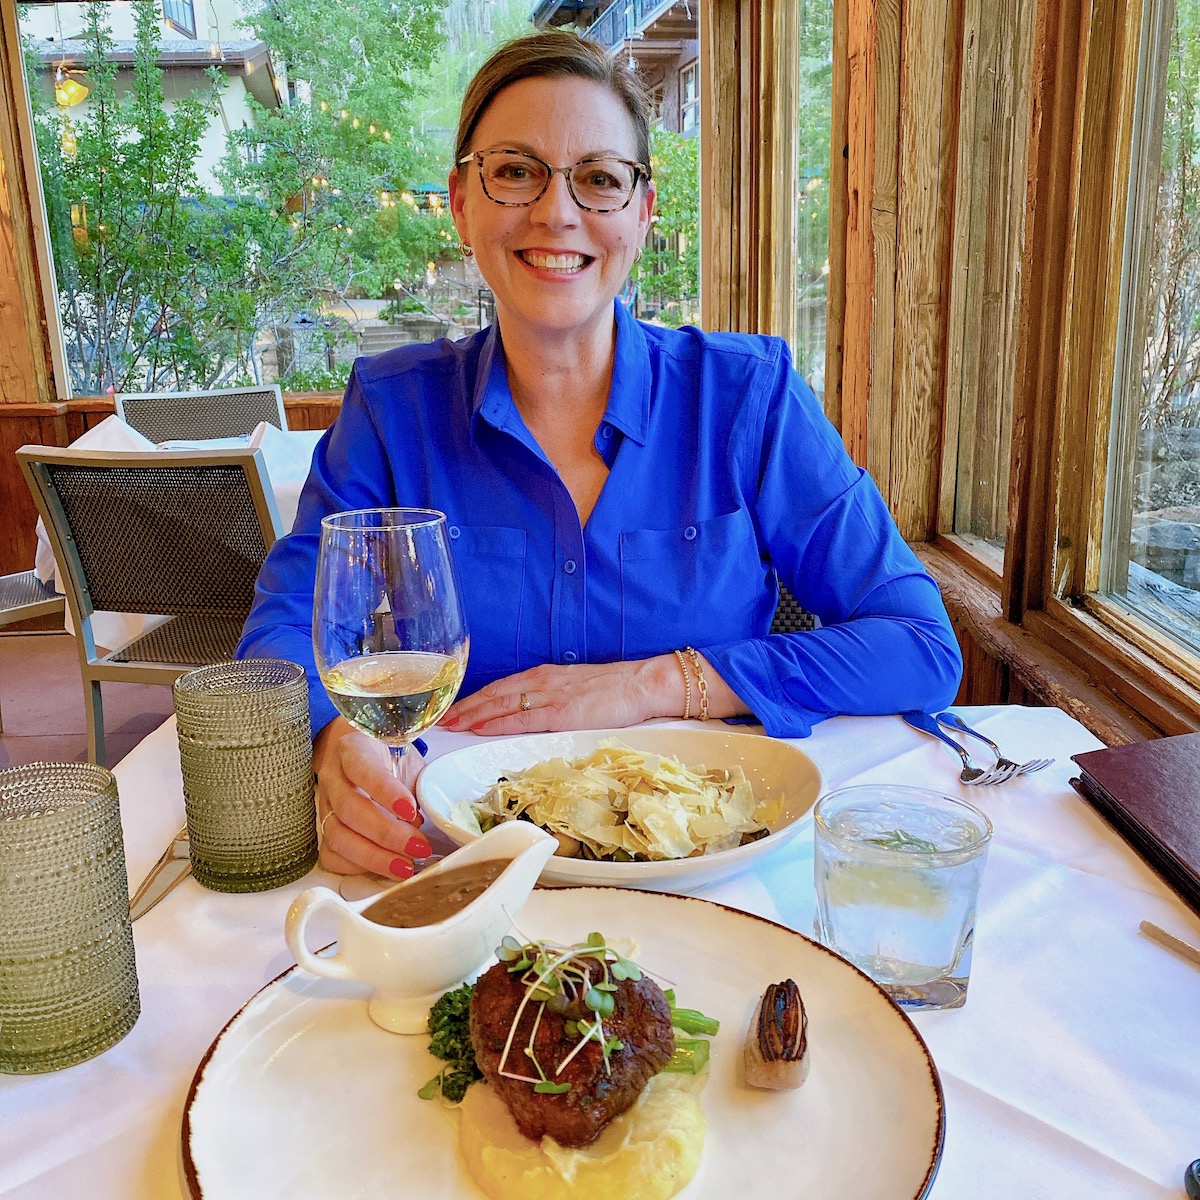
[{"xmin": 247, "ymin": 423, "xmax": 323, "ymax": 532}]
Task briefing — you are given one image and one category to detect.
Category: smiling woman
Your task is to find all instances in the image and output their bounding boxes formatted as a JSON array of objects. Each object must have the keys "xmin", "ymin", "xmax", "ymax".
[
  {"xmin": 448, "ymin": 71, "xmax": 655, "ymax": 371},
  {"xmin": 235, "ymin": 29, "xmax": 963, "ymax": 884}
]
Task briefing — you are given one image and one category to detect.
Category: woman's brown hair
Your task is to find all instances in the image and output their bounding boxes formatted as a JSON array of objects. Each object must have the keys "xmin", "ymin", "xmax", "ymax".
[{"xmin": 454, "ymin": 31, "xmax": 653, "ymax": 170}]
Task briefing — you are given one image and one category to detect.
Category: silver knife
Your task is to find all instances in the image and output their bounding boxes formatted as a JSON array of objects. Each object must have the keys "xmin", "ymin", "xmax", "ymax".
[{"xmin": 129, "ymin": 825, "xmax": 191, "ymax": 921}]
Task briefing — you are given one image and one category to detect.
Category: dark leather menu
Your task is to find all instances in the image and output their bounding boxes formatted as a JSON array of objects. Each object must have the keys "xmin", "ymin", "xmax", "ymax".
[{"xmin": 1070, "ymin": 733, "xmax": 1200, "ymax": 917}]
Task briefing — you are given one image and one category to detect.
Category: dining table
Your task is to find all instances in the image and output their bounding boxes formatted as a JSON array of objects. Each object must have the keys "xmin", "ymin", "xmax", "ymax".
[{"xmin": 2, "ymin": 704, "xmax": 1198, "ymax": 1199}]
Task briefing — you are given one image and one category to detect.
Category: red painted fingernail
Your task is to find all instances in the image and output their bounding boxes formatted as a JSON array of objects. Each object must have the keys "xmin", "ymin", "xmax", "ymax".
[
  {"xmin": 441, "ymin": 714, "xmax": 460, "ymax": 728},
  {"xmin": 405, "ymin": 835, "xmax": 432, "ymax": 859},
  {"xmin": 393, "ymin": 796, "xmax": 418, "ymax": 822},
  {"xmin": 389, "ymin": 858, "xmax": 415, "ymax": 880}
]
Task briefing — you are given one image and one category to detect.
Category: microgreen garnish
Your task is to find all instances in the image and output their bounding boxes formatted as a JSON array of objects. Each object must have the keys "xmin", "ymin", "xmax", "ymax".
[{"xmin": 494, "ymin": 931, "xmax": 644, "ymax": 1094}]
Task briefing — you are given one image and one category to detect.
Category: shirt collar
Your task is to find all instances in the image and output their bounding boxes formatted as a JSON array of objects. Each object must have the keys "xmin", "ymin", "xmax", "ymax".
[{"xmin": 471, "ymin": 301, "xmax": 650, "ymax": 446}]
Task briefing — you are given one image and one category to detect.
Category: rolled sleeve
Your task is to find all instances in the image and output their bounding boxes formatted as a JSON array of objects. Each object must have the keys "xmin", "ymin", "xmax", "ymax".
[{"xmin": 701, "ymin": 349, "xmax": 962, "ymax": 735}]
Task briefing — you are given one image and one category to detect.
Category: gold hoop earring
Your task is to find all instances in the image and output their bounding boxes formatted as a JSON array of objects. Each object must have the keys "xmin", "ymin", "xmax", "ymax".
[
  {"xmin": 633, "ymin": 247, "xmax": 644, "ymax": 263},
  {"xmin": 459, "ymin": 243, "xmax": 474, "ymax": 258}
]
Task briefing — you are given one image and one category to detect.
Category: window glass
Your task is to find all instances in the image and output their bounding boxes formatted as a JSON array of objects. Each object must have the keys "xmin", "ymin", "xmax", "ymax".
[
  {"xmin": 16, "ymin": 0, "xmax": 514, "ymax": 396},
  {"xmin": 18, "ymin": 0, "xmax": 701, "ymax": 395},
  {"xmin": 680, "ymin": 61, "xmax": 698, "ymax": 132},
  {"xmin": 1100, "ymin": 0, "xmax": 1200, "ymax": 655},
  {"xmin": 795, "ymin": 0, "xmax": 833, "ymax": 398},
  {"xmin": 161, "ymin": 0, "xmax": 195, "ymax": 38}
]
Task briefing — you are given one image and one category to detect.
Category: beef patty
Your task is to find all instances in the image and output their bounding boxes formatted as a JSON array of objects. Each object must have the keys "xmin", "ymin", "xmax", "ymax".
[{"xmin": 469, "ymin": 958, "xmax": 675, "ymax": 1147}]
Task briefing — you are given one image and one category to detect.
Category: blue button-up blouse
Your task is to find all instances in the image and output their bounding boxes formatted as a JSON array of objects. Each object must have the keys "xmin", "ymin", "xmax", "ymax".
[{"xmin": 237, "ymin": 301, "xmax": 962, "ymax": 738}]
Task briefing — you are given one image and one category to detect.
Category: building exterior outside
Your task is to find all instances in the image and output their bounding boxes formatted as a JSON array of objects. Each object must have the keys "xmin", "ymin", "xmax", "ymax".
[
  {"xmin": 21, "ymin": 1, "xmax": 281, "ymax": 191},
  {"xmin": 530, "ymin": 1, "xmax": 698, "ymax": 137}
]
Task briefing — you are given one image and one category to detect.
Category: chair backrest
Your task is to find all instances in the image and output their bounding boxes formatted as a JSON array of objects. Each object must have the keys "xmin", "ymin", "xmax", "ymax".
[
  {"xmin": 16, "ymin": 446, "xmax": 283, "ymax": 626},
  {"xmin": 114, "ymin": 385, "xmax": 287, "ymax": 443}
]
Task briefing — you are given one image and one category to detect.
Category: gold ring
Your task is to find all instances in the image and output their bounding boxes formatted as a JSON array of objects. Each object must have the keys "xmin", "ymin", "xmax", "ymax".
[
  {"xmin": 318, "ymin": 809, "xmax": 335, "ymax": 840},
  {"xmin": 519, "ymin": 692, "xmax": 532, "ymax": 711}
]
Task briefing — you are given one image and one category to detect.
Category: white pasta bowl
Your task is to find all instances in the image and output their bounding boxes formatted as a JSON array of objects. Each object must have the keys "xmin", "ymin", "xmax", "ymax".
[{"xmin": 416, "ymin": 725, "xmax": 823, "ymax": 889}]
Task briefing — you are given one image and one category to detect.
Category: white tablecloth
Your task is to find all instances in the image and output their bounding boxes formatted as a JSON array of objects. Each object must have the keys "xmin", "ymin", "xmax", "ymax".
[
  {"xmin": 31, "ymin": 416, "xmax": 322, "ymax": 650},
  {"xmin": 2, "ymin": 706, "xmax": 1198, "ymax": 1198}
]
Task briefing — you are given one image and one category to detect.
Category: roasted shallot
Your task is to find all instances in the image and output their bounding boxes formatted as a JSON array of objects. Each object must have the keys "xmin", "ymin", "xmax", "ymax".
[{"xmin": 744, "ymin": 979, "xmax": 809, "ymax": 1090}]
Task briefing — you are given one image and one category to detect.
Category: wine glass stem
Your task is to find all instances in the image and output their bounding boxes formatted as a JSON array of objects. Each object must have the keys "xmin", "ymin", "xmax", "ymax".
[{"xmin": 387, "ymin": 743, "xmax": 406, "ymax": 780}]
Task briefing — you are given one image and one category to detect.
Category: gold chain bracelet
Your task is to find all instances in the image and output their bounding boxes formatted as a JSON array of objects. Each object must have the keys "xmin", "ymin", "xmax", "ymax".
[
  {"xmin": 684, "ymin": 646, "xmax": 709, "ymax": 721},
  {"xmin": 672, "ymin": 648, "xmax": 692, "ymax": 719}
]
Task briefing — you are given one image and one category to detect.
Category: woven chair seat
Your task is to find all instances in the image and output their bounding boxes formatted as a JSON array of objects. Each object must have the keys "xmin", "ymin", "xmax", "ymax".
[
  {"xmin": 0, "ymin": 571, "xmax": 62, "ymax": 618},
  {"xmin": 771, "ymin": 584, "xmax": 817, "ymax": 634},
  {"xmin": 106, "ymin": 616, "xmax": 246, "ymax": 666}
]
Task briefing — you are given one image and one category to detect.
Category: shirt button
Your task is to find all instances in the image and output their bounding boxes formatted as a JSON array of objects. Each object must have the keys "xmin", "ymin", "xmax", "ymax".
[
  {"xmin": 564, "ymin": 559, "xmax": 577, "ymax": 575},
  {"xmin": 600, "ymin": 424, "xmax": 613, "ymax": 439},
  {"xmin": 448, "ymin": 525, "xmax": 461, "ymax": 539},
  {"xmin": 684, "ymin": 525, "xmax": 698, "ymax": 541},
  {"xmin": 563, "ymin": 651, "xmax": 578, "ymax": 663}
]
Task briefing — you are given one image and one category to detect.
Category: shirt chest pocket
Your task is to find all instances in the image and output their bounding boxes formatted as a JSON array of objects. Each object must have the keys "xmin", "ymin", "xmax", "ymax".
[
  {"xmin": 447, "ymin": 523, "xmax": 527, "ymax": 675},
  {"xmin": 618, "ymin": 508, "xmax": 763, "ymax": 657}
]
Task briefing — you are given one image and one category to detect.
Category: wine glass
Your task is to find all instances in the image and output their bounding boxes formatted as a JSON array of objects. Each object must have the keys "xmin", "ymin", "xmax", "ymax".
[{"xmin": 313, "ymin": 508, "xmax": 469, "ymax": 784}]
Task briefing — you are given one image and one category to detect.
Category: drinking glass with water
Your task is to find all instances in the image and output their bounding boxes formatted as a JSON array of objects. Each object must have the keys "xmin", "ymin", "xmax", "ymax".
[{"xmin": 813, "ymin": 785, "xmax": 992, "ymax": 1010}]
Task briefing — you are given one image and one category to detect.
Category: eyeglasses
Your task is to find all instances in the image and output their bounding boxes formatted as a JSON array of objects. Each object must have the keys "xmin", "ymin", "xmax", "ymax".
[{"xmin": 457, "ymin": 148, "xmax": 651, "ymax": 213}]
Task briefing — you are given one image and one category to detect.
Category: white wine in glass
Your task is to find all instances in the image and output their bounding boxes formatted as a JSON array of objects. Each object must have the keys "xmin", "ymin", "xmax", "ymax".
[{"xmin": 314, "ymin": 509, "xmax": 469, "ymax": 778}]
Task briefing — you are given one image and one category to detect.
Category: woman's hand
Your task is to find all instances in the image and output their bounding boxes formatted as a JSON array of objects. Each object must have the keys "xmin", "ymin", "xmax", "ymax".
[
  {"xmin": 440, "ymin": 654, "xmax": 748, "ymax": 735},
  {"xmin": 312, "ymin": 717, "xmax": 431, "ymax": 879}
]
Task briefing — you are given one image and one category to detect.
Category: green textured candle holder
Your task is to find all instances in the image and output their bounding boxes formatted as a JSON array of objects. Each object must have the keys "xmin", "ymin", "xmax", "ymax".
[
  {"xmin": 174, "ymin": 659, "xmax": 317, "ymax": 893},
  {"xmin": 0, "ymin": 761, "xmax": 140, "ymax": 1074}
]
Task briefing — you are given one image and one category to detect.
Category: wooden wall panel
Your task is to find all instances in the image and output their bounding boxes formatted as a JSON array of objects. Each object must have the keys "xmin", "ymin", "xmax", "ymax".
[
  {"xmin": 699, "ymin": 0, "xmax": 799, "ymax": 340},
  {"xmin": 918, "ymin": 544, "xmax": 1165, "ymax": 744},
  {"xmin": 0, "ymin": 0, "xmax": 54, "ymax": 408},
  {"xmin": 940, "ymin": 0, "xmax": 1035, "ymax": 540},
  {"xmin": 890, "ymin": 0, "xmax": 961, "ymax": 540},
  {"xmin": 841, "ymin": 0, "xmax": 880, "ymax": 463},
  {"xmin": 824, "ymin": 0, "xmax": 850, "ymax": 431},
  {"xmin": 1, "ymin": 404, "xmax": 65, "ymax": 573},
  {"xmin": 284, "ymin": 395, "xmax": 341, "ymax": 431},
  {"xmin": 868, "ymin": 0, "xmax": 900, "ymax": 485}
]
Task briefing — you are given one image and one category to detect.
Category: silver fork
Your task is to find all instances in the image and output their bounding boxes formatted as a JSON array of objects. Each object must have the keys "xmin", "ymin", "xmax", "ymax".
[
  {"xmin": 934, "ymin": 712, "xmax": 1054, "ymax": 776},
  {"xmin": 901, "ymin": 712, "xmax": 1018, "ymax": 785}
]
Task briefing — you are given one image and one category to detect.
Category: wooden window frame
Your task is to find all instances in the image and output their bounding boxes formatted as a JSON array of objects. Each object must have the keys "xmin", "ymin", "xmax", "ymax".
[{"xmin": 161, "ymin": 0, "xmax": 197, "ymax": 39}]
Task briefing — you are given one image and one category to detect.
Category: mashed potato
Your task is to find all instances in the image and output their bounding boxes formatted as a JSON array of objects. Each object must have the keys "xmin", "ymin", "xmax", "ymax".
[{"xmin": 457, "ymin": 1072, "xmax": 707, "ymax": 1200}]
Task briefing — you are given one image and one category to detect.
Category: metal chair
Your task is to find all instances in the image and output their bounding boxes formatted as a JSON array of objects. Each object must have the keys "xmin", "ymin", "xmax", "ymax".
[
  {"xmin": 0, "ymin": 571, "xmax": 66, "ymax": 733},
  {"xmin": 114, "ymin": 384, "xmax": 287, "ymax": 444},
  {"xmin": 17, "ymin": 445, "xmax": 283, "ymax": 764},
  {"xmin": 770, "ymin": 582, "xmax": 817, "ymax": 634}
]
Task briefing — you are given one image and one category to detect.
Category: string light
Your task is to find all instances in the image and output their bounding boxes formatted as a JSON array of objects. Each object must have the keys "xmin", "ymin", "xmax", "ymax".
[
  {"xmin": 50, "ymin": 7, "xmax": 87, "ymax": 107},
  {"xmin": 60, "ymin": 116, "xmax": 77, "ymax": 157}
]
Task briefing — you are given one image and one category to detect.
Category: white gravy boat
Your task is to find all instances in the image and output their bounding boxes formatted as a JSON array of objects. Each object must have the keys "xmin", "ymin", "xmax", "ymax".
[{"xmin": 284, "ymin": 822, "xmax": 556, "ymax": 1034}]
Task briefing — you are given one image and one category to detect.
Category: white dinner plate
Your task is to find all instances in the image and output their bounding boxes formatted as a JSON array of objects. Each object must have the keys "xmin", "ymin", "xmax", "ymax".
[
  {"xmin": 415, "ymin": 726, "xmax": 823, "ymax": 889},
  {"xmin": 182, "ymin": 888, "xmax": 943, "ymax": 1200}
]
